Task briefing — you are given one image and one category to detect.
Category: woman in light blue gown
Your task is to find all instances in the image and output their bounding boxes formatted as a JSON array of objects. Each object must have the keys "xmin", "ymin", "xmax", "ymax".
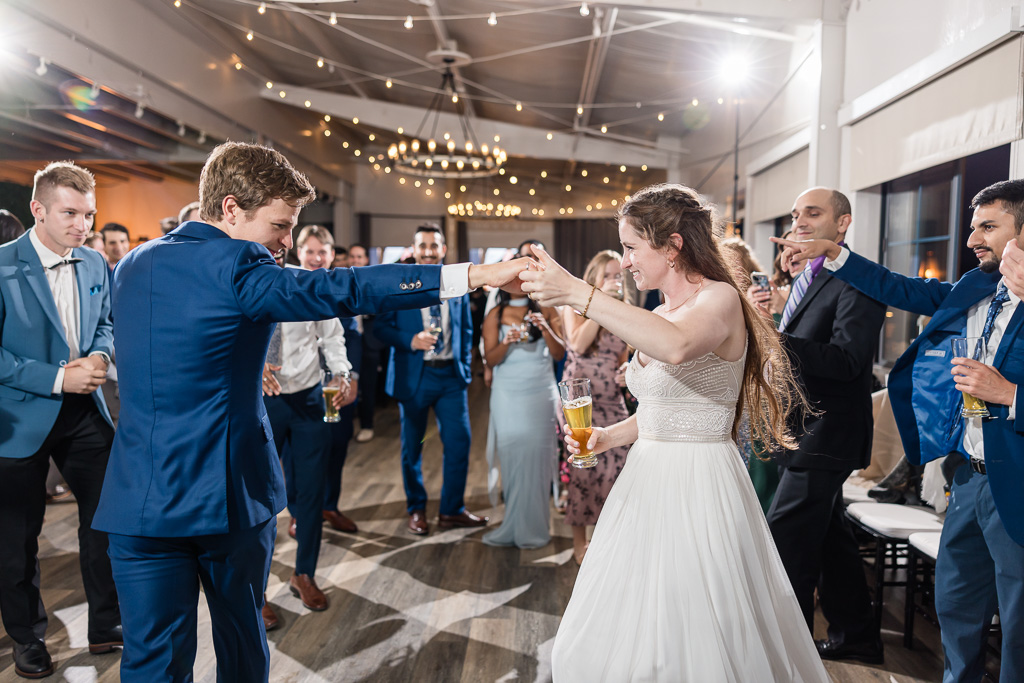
[{"xmin": 482, "ymin": 287, "xmax": 565, "ymax": 548}]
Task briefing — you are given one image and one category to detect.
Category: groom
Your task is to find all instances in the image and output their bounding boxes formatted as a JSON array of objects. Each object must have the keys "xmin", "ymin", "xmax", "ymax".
[{"xmin": 91, "ymin": 141, "xmax": 530, "ymax": 682}]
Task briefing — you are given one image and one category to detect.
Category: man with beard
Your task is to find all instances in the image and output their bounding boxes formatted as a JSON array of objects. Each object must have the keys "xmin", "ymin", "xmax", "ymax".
[{"xmin": 776, "ymin": 179, "xmax": 1024, "ymax": 683}]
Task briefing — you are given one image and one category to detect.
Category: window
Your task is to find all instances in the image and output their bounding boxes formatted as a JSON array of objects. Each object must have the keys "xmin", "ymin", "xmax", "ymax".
[{"xmin": 879, "ymin": 161, "xmax": 959, "ymax": 363}]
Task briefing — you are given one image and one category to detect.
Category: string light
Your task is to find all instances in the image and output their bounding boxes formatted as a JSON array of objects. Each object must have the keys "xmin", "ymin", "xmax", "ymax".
[
  {"xmin": 246, "ymin": 30, "xmax": 254, "ymax": 40},
  {"xmin": 352, "ymin": 117, "xmax": 359, "ymax": 124},
  {"xmin": 565, "ymin": 184, "xmax": 572, "ymax": 192},
  {"xmin": 692, "ymin": 98, "xmax": 699, "ymax": 106},
  {"xmin": 324, "ymin": 129, "xmax": 330, "ymax": 136},
  {"xmin": 641, "ymin": 164, "xmax": 648, "ymax": 171},
  {"xmin": 258, "ymin": 2, "xmax": 266, "ymax": 14},
  {"xmin": 324, "ymin": 114, "xmax": 331, "ymax": 122},
  {"xmin": 601, "ymin": 125, "xmax": 607, "ymax": 133},
  {"xmin": 576, "ymin": 106, "xmax": 584, "ymax": 115},
  {"xmin": 304, "ymin": 100, "xmax": 311, "ymax": 107},
  {"xmin": 603, "ymin": 176, "xmax": 609, "ymax": 183},
  {"xmin": 540, "ymin": 171, "xmax": 547, "ymax": 178},
  {"xmin": 488, "ymin": 12, "xmax": 497, "ymax": 26},
  {"xmin": 529, "ymin": 188, "xmax": 536, "ymax": 195},
  {"xmin": 317, "ymin": 57, "xmax": 324, "ymax": 68},
  {"xmin": 546, "ymin": 132, "xmax": 553, "ymax": 140},
  {"xmin": 717, "ymin": 97, "xmax": 724, "ymax": 104},
  {"xmin": 658, "ymin": 112, "xmax": 665, "ymax": 121},
  {"xmin": 368, "ymin": 133, "xmax": 375, "ymax": 141},
  {"xmin": 404, "ymin": 15, "xmax": 413, "ymax": 29},
  {"xmin": 265, "ymin": 81, "xmax": 273, "ymax": 89},
  {"xmin": 174, "ymin": 0, "xmax": 181, "ymax": 6},
  {"xmin": 515, "ymin": 101, "xmax": 522, "ymax": 111},
  {"xmin": 235, "ymin": 62, "xmax": 243, "ymax": 70},
  {"xmin": 580, "ymin": 2, "xmax": 590, "ymax": 17},
  {"xmin": 581, "ymin": 169, "xmax": 588, "ymax": 177},
  {"xmin": 619, "ymin": 165, "xmax": 626, "ymax": 172},
  {"xmin": 329, "ymin": 12, "xmax": 337, "ymax": 25},
  {"xmin": 386, "ymin": 78, "xmax": 392, "ymax": 88},
  {"xmin": 278, "ymin": 90, "xmax": 286, "ymax": 98},
  {"xmin": 510, "ymin": 176, "xmax": 518, "ymax": 184}
]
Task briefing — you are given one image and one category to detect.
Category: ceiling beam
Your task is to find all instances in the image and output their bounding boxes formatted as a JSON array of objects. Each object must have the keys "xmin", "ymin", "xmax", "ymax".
[
  {"xmin": 264, "ymin": 84, "xmax": 680, "ymax": 170},
  {"xmin": 588, "ymin": 0, "xmax": 822, "ymax": 23}
]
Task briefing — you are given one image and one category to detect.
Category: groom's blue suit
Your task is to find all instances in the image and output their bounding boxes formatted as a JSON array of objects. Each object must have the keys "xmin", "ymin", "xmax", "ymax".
[
  {"xmin": 92, "ymin": 221, "xmax": 442, "ymax": 681},
  {"xmin": 833, "ymin": 250, "xmax": 1024, "ymax": 683}
]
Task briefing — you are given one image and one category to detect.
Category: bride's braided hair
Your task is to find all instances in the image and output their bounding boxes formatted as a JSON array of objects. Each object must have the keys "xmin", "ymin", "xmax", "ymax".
[{"xmin": 619, "ymin": 183, "xmax": 807, "ymax": 454}]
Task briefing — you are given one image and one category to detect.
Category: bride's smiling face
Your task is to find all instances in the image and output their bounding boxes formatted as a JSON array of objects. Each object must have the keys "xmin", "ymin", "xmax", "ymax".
[{"xmin": 618, "ymin": 218, "xmax": 673, "ymax": 291}]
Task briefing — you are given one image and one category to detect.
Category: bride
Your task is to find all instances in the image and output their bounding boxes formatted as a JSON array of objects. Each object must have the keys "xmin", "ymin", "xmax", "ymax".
[{"xmin": 521, "ymin": 184, "xmax": 830, "ymax": 682}]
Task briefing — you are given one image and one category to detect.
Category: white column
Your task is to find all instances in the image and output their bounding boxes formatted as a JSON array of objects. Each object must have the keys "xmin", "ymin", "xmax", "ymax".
[{"xmin": 807, "ymin": 12, "xmax": 846, "ymax": 189}]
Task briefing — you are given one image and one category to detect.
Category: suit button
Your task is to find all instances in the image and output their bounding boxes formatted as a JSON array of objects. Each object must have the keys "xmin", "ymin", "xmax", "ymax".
[
  {"xmin": 400, "ymin": 283, "xmax": 408, "ymax": 290},
  {"xmin": 415, "ymin": 280, "xmax": 422, "ymax": 289}
]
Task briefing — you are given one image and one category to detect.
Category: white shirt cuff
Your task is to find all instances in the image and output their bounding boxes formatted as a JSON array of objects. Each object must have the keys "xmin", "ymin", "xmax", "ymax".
[
  {"xmin": 1009, "ymin": 388, "xmax": 1017, "ymax": 420},
  {"xmin": 440, "ymin": 263, "xmax": 471, "ymax": 300},
  {"xmin": 823, "ymin": 246, "xmax": 851, "ymax": 271},
  {"xmin": 53, "ymin": 367, "xmax": 65, "ymax": 395}
]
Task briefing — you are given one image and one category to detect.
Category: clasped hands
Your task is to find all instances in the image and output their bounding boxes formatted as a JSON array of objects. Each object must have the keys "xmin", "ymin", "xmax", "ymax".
[
  {"xmin": 468, "ymin": 244, "xmax": 586, "ymax": 309},
  {"xmin": 62, "ymin": 354, "xmax": 108, "ymax": 394}
]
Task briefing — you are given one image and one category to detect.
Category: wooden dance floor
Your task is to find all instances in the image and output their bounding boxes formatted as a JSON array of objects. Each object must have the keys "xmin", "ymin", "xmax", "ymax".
[{"xmin": 1, "ymin": 380, "xmax": 948, "ymax": 682}]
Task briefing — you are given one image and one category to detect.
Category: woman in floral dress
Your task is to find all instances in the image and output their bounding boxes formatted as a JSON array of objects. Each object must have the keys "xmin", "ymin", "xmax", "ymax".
[{"xmin": 560, "ymin": 250, "xmax": 631, "ymax": 564}]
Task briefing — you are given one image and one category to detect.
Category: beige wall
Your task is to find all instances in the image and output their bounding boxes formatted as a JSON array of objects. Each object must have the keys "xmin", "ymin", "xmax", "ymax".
[{"xmin": 94, "ymin": 175, "xmax": 199, "ymax": 242}]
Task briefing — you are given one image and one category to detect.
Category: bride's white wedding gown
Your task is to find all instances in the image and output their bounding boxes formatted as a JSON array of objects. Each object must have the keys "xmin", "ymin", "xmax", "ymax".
[{"xmin": 551, "ymin": 350, "xmax": 830, "ymax": 682}]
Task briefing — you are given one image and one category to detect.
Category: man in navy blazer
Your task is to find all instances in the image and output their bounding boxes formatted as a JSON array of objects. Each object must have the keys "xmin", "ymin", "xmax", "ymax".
[
  {"xmin": 377, "ymin": 225, "xmax": 484, "ymax": 536},
  {"xmin": 91, "ymin": 142, "xmax": 527, "ymax": 682},
  {"xmin": 777, "ymin": 179, "xmax": 1024, "ymax": 683},
  {"xmin": 0, "ymin": 161, "xmax": 121, "ymax": 678}
]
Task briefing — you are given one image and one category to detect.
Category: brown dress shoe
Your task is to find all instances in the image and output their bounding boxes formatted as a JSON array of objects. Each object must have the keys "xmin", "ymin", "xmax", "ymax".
[
  {"xmin": 261, "ymin": 595, "xmax": 280, "ymax": 632},
  {"xmin": 408, "ymin": 509, "xmax": 429, "ymax": 535},
  {"xmin": 287, "ymin": 517, "xmax": 297, "ymax": 539},
  {"xmin": 437, "ymin": 510, "xmax": 489, "ymax": 528},
  {"xmin": 289, "ymin": 574, "xmax": 328, "ymax": 611},
  {"xmin": 322, "ymin": 509, "xmax": 358, "ymax": 533}
]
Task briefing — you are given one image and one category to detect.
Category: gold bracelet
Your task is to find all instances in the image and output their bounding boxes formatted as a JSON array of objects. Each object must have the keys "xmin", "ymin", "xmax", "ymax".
[{"xmin": 580, "ymin": 283, "xmax": 597, "ymax": 319}]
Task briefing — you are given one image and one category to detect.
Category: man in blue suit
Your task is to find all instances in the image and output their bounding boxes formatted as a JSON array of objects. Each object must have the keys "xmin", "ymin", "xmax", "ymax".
[
  {"xmin": 0, "ymin": 161, "xmax": 122, "ymax": 678},
  {"xmin": 377, "ymin": 225, "xmax": 485, "ymax": 536},
  {"xmin": 776, "ymin": 179, "xmax": 1024, "ymax": 683},
  {"xmin": 91, "ymin": 142, "xmax": 527, "ymax": 682}
]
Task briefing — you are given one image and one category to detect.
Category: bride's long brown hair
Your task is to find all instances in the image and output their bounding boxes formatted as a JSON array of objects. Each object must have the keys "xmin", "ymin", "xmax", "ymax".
[{"xmin": 619, "ymin": 183, "xmax": 806, "ymax": 453}]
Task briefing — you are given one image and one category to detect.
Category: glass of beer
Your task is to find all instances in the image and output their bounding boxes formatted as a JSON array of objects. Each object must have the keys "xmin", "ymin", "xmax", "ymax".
[
  {"xmin": 559, "ymin": 378, "xmax": 597, "ymax": 469},
  {"xmin": 322, "ymin": 370, "xmax": 342, "ymax": 423},
  {"xmin": 951, "ymin": 337, "xmax": 989, "ymax": 418}
]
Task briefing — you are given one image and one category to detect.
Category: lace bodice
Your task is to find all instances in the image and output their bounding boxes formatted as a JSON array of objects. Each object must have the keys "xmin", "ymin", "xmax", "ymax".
[{"xmin": 625, "ymin": 350, "xmax": 745, "ymax": 442}]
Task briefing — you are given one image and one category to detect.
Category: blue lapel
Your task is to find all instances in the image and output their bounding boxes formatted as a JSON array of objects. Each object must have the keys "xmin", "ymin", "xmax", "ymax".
[
  {"xmin": 16, "ymin": 235, "xmax": 67, "ymax": 345},
  {"xmin": 995, "ymin": 300, "xmax": 1024, "ymax": 368},
  {"xmin": 73, "ymin": 247, "xmax": 97, "ymax": 348},
  {"xmin": 926, "ymin": 269, "xmax": 999, "ymax": 333}
]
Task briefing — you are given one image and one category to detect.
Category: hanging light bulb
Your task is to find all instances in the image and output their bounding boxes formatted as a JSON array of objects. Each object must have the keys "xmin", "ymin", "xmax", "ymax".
[
  {"xmin": 580, "ymin": 2, "xmax": 590, "ymax": 16},
  {"xmin": 234, "ymin": 61, "xmax": 243, "ymax": 70},
  {"xmin": 329, "ymin": 12, "xmax": 337, "ymax": 25},
  {"xmin": 174, "ymin": 0, "xmax": 181, "ymax": 6},
  {"xmin": 265, "ymin": 81, "xmax": 273, "ymax": 89},
  {"xmin": 452, "ymin": 93, "xmax": 458, "ymax": 103},
  {"xmin": 577, "ymin": 106, "xmax": 584, "ymax": 116},
  {"xmin": 258, "ymin": 2, "xmax": 266, "ymax": 14},
  {"xmin": 134, "ymin": 102, "xmax": 145, "ymax": 119},
  {"xmin": 488, "ymin": 12, "xmax": 497, "ymax": 26},
  {"xmin": 515, "ymin": 101, "xmax": 522, "ymax": 112},
  {"xmin": 317, "ymin": 57, "xmax": 324, "ymax": 68},
  {"xmin": 427, "ymin": 139, "xmax": 437, "ymax": 153},
  {"xmin": 601, "ymin": 125, "xmax": 608, "ymax": 134},
  {"xmin": 323, "ymin": 114, "xmax": 330, "ymax": 122},
  {"xmin": 658, "ymin": 112, "xmax": 665, "ymax": 121},
  {"xmin": 246, "ymin": 30, "xmax": 254, "ymax": 41},
  {"xmin": 404, "ymin": 15, "xmax": 414, "ymax": 29},
  {"xmin": 386, "ymin": 78, "xmax": 393, "ymax": 88}
]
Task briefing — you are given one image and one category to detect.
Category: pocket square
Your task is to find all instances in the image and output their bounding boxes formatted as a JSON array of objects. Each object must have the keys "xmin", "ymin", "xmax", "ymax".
[{"xmin": 90, "ymin": 285, "xmax": 102, "ymax": 295}]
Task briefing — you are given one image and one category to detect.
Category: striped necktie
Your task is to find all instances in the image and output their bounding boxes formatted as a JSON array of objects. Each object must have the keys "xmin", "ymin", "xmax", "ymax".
[
  {"xmin": 973, "ymin": 283, "xmax": 1010, "ymax": 359},
  {"xmin": 778, "ymin": 264, "xmax": 813, "ymax": 332}
]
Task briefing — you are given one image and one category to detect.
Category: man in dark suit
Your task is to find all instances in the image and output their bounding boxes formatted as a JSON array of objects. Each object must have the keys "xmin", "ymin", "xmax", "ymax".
[
  {"xmin": 0, "ymin": 161, "xmax": 122, "ymax": 678},
  {"xmin": 777, "ymin": 179, "xmax": 1024, "ymax": 683},
  {"xmin": 764, "ymin": 187, "xmax": 887, "ymax": 663},
  {"xmin": 377, "ymin": 225, "xmax": 484, "ymax": 536},
  {"xmin": 91, "ymin": 143, "xmax": 527, "ymax": 682}
]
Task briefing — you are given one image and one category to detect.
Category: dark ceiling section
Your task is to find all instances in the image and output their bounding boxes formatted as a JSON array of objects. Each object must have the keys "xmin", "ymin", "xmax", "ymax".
[{"xmin": 0, "ymin": 50, "xmax": 216, "ymax": 182}]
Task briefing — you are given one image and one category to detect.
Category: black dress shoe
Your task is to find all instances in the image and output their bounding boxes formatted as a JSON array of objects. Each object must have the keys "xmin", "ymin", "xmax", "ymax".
[
  {"xmin": 13, "ymin": 641, "xmax": 54, "ymax": 679},
  {"xmin": 815, "ymin": 637, "xmax": 884, "ymax": 664},
  {"xmin": 88, "ymin": 624, "xmax": 123, "ymax": 654}
]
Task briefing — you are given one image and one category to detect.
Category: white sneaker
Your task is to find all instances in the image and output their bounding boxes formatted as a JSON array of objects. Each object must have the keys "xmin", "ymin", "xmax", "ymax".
[{"xmin": 355, "ymin": 428, "xmax": 374, "ymax": 443}]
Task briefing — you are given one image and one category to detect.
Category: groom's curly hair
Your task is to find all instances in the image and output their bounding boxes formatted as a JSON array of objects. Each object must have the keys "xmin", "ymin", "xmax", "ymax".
[{"xmin": 619, "ymin": 183, "xmax": 809, "ymax": 455}]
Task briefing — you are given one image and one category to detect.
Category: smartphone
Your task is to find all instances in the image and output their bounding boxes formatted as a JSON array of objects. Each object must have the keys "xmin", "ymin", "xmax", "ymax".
[{"xmin": 751, "ymin": 271, "xmax": 770, "ymax": 291}]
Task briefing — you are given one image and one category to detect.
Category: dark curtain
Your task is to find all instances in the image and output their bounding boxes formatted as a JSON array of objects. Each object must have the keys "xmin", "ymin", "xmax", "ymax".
[{"xmin": 552, "ymin": 217, "xmax": 621, "ymax": 277}]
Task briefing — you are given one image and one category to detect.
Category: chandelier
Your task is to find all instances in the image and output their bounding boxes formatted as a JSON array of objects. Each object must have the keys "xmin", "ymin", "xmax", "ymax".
[
  {"xmin": 447, "ymin": 200, "xmax": 522, "ymax": 218},
  {"xmin": 387, "ymin": 65, "xmax": 507, "ymax": 179}
]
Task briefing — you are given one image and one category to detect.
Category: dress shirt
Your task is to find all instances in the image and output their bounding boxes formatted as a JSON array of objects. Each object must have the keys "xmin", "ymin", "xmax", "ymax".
[
  {"xmin": 420, "ymin": 301, "xmax": 453, "ymax": 361},
  {"xmin": 274, "ymin": 268, "xmax": 352, "ymax": 394},
  {"xmin": 439, "ymin": 262, "xmax": 471, "ymax": 300},
  {"xmin": 29, "ymin": 228, "xmax": 83, "ymax": 395},
  {"xmin": 825, "ymin": 246, "xmax": 1020, "ymax": 461}
]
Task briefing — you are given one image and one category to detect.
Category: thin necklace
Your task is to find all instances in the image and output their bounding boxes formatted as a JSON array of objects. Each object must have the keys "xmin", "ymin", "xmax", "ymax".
[{"xmin": 662, "ymin": 277, "xmax": 705, "ymax": 313}]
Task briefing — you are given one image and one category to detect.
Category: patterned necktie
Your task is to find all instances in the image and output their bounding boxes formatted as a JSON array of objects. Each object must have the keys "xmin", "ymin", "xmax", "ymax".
[
  {"xmin": 429, "ymin": 304, "xmax": 444, "ymax": 354},
  {"xmin": 973, "ymin": 283, "xmax": 1010, "ymax": 359},
  {"xmin": 778, "ymin": 264, "xmax": 813, "ymax": 332},
  {"xmin": 266, "ymin": 324, "xmax": 283, "ymax": 367}
]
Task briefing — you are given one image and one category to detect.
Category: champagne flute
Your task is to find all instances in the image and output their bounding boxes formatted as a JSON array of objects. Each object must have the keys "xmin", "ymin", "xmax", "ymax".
[{"xmin": 559, "ymin": 378, "xmax": 597, "ymax": 468}]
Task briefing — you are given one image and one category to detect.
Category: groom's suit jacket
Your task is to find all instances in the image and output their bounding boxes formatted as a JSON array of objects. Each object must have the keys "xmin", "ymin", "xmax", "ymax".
[
  {"xmin": 92, "ymin": 221, "xmax": 441, "ymax": 537},
  {"xmin": 833, "ymin": 250, "xmax": 1024, "ymax": 544},
  {"xmin": 0, "ymin": 232, "xmax": 114, "ymax": 457}
]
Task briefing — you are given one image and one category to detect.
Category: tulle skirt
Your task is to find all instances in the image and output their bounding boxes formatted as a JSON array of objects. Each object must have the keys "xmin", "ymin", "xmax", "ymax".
[{"xmin": 551, "ymin": 437, "xmax": 830, "ymax": 682}]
